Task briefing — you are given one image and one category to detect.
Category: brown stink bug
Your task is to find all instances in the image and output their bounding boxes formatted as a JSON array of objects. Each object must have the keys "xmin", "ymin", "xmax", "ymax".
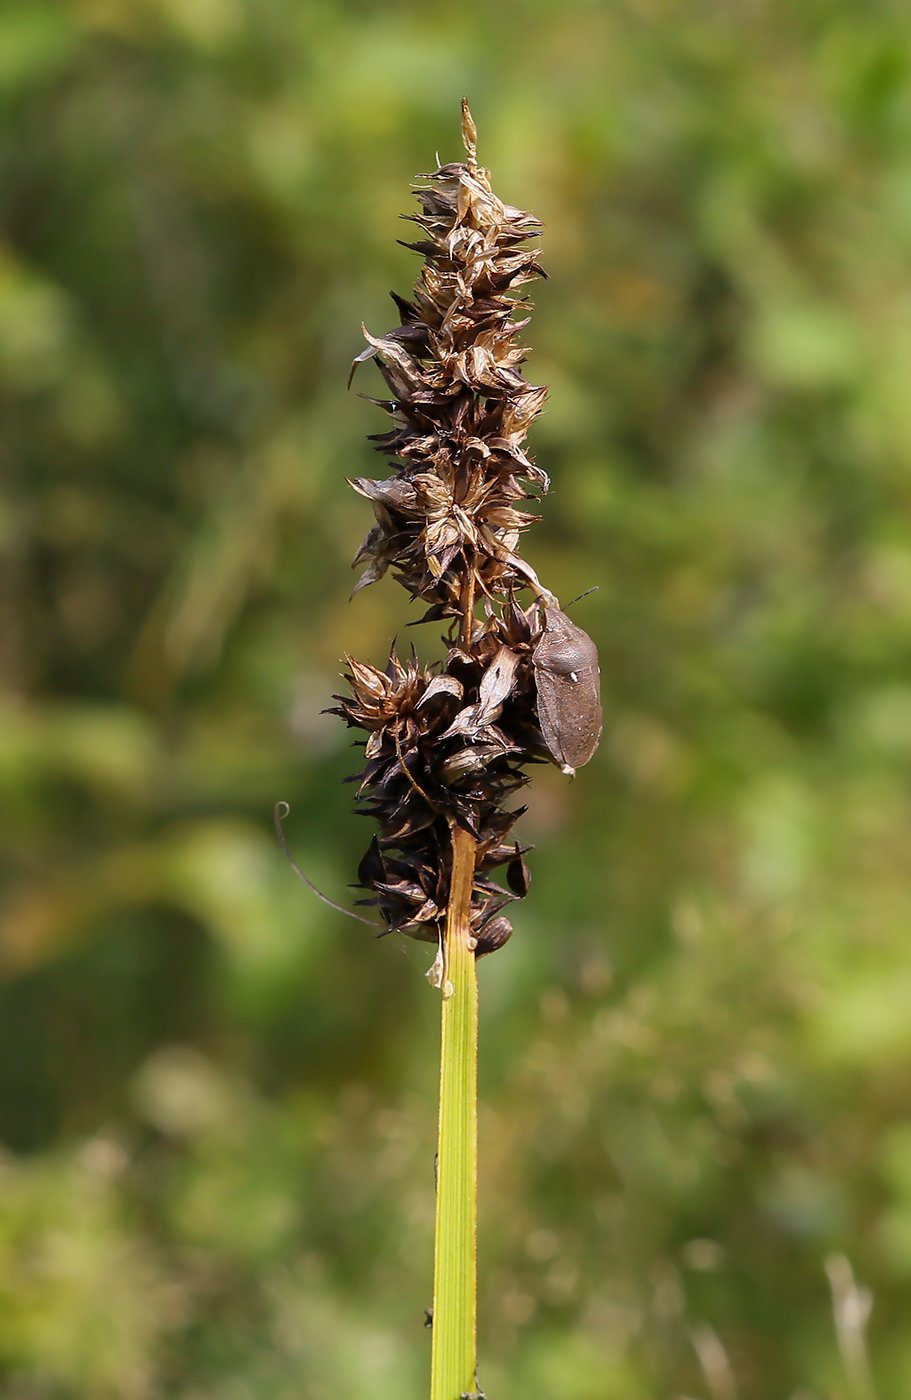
[{"xmin": 533, "ymin": 606, "xmax": 602, "ymax": 776}]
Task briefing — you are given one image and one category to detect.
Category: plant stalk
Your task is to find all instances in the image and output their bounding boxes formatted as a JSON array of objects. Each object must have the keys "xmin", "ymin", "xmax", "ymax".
[{"xmin": 430, "ymin": 823, "xmax": 478, "ymax": 1400}]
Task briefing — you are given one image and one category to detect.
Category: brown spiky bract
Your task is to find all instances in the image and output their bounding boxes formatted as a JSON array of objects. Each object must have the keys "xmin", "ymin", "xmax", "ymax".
[{"xmin": 329, "ymin": 102, "xmax": 601, "ymax": 953}]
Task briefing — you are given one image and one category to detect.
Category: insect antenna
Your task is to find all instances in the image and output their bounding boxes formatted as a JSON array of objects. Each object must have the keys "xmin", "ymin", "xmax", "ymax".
[{"xmin": 274, "ymin": 802, "xmax": 383, "ymax": 928}]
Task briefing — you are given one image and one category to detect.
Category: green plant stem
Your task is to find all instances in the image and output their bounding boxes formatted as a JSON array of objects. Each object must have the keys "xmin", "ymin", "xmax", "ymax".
[{"xmin": 431, "ymin": 823, "xmax": 478, "ymax": 1400}]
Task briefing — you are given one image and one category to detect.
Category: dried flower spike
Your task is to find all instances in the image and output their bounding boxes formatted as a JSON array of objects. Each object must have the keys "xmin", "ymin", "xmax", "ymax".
[
  {"xmin": 332, "ymin": 101, "xmax": 601, "ymax": 956},
  {"xmin": 322, "ymin": 102, "xmax": 603, "ymax": 1400}
]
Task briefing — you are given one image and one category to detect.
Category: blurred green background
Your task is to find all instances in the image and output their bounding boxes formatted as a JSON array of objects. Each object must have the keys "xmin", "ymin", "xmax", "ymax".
[{"xmin": 3, "ymin": 1, "xmax": 911, "ymax": 1396}]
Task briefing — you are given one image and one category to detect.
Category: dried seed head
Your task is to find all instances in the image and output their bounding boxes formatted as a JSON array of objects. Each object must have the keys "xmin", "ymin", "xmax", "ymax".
[
  {"xmin": 325, "ymin": 107, "xmax": 601, "ymax": 956},
  {"xmin": 346, "ymin": 108, "xmax": 549, "ymax": 616}
]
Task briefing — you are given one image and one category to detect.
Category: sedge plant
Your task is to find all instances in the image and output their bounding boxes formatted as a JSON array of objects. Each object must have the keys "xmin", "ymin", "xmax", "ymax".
[{"xmin": 324, "ymin": 102, "xmax": 602, "ymax": 1400}]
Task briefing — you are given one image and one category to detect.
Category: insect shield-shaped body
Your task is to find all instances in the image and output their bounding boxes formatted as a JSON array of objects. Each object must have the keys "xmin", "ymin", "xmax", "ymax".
[{"xmin": 533, "ymin": 607, "xmax": 602, "ymax": 776}]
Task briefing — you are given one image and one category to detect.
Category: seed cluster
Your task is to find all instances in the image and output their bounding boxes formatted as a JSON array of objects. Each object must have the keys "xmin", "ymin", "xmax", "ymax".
[{"xmin": 330, "ymin": 103, "xmax": 601, "ymax": 955}]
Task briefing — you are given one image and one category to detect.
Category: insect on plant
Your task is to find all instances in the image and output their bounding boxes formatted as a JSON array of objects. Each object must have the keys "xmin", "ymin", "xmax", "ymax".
[{"xmin": 283, "ymin": 101, "xmax": 601, "ymax": 1400}]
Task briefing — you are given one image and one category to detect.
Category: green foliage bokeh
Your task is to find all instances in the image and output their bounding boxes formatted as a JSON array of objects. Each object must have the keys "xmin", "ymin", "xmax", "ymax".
[{"xmin": 3, "ymin": 1, "xmax": 911, "ymax": 1396}]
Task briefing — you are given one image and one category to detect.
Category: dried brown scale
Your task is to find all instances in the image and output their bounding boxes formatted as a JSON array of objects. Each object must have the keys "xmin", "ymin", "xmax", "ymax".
[{"xmin": 331, "ymin": 103, "xmax": 601, "ymax": 956}]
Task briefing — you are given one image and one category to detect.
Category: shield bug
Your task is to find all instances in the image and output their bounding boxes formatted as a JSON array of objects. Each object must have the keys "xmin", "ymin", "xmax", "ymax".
[{"xmin": 533, "ymin": 606, "xmax": 602, "ymax": 776}]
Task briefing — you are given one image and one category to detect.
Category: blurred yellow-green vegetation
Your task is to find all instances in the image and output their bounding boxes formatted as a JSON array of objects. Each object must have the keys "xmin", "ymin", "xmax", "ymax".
[{"xmin": 4, "ymin": 0, "xmax": 911, "ymax": 1396}]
